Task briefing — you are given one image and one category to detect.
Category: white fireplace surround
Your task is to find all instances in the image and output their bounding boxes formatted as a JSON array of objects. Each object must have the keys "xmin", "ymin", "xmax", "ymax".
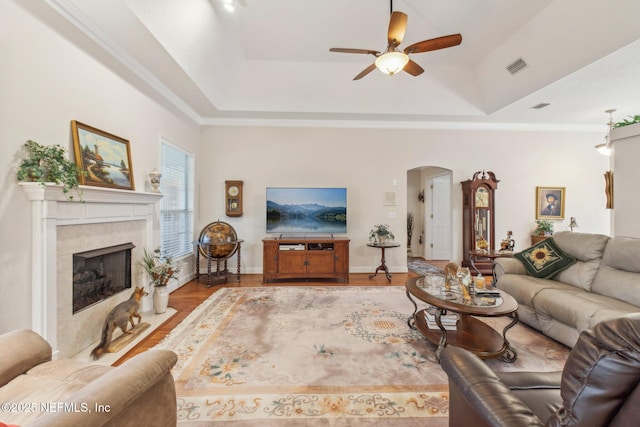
[{"xmin": 20, "ymin": 183, "xmax": 162, "ymax": 357}]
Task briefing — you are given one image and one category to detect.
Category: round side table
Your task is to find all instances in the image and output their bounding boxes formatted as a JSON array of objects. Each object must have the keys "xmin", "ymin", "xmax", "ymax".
[{"xmin": 367, "ymin": 242, "xmax": 401, "ymax": 282}]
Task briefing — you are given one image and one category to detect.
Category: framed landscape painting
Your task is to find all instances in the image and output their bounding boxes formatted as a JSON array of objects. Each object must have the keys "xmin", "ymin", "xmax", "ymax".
[
  {"xmin": 71, "ymin": 120, "xmax": 135, "ymax": 190},
  {"xmin": 536, "ymin": 186, "xmax": 565, "ymax": 219}
]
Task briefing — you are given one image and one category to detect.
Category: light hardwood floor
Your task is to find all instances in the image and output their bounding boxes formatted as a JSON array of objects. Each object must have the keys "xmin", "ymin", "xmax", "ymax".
[{"xmin": 113, "ymin": 260, "xmax": 449, "ymax": 366}]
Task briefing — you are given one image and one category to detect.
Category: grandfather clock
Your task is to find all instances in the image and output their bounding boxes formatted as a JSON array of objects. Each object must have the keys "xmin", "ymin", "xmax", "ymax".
[{"xmin": 461, "ymin": 171, "xmax": 499, "ymax": 275}]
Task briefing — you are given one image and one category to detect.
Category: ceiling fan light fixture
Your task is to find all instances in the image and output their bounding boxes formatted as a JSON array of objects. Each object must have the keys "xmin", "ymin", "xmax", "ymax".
[
  {"xmin": 329, "ymin": 5, "xmax": 460, "ymax": 80},
  {"xmin": 375, "ymin": 51, "xmax": 409, "ymax": 75}
]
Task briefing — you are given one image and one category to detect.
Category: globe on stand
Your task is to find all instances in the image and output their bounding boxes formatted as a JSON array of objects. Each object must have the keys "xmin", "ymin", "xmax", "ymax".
[{"xmin": 198, "ymin": 221, "xmax": 239, "ymax": 283}]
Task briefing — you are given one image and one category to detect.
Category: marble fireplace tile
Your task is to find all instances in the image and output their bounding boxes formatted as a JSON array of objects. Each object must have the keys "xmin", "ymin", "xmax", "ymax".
[{"xmin": 56, "ymin": 220, "xmax": 146, "ymax": 358}]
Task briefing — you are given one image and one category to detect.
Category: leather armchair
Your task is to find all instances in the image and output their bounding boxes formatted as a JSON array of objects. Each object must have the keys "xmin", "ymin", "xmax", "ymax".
[{"xmin": 441, "ymin": 314, "xmax": 640, "ymax": 427}]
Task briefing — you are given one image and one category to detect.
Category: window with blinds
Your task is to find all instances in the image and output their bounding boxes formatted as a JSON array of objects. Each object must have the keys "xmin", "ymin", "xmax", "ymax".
[{"xmin": 160, "ymin": 141, "xmax": 194, "ymax": 259}]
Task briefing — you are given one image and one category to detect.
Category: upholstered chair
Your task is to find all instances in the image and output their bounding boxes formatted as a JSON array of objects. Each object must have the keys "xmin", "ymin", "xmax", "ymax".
[
  {"xmin": 0, "ymin": 329, "xmax": 177, "ymax": 426},
  {"xmin": 441, "ymin": 314, "xmax": 640, "ymax": 426}
]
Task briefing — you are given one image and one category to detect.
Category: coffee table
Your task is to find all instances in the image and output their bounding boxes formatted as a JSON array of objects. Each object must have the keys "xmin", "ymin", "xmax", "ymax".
[{"xmin": 405, "ymin": 275, "xmax": 519, "ymax": 363}]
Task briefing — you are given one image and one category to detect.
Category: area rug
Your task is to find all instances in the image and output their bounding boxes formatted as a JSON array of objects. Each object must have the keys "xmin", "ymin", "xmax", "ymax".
[
  {"xmin": 155, "ymin": 286, "xmax": 569, "ymax": 426},
  {"xmin": 407, "ymin": 258, "xmax": 444, "ymax": 276}
]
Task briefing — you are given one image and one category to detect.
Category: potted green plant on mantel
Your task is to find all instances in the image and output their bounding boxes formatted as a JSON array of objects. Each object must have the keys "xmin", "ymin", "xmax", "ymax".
[
  {"xmin": 369, "ymin": 224, "xmax": 395, "ymax": 244},
  {"xmin": 140, "ymin": 247, "xmax": 181, "ymax": 314},
  {"xmin": 16, "ymin": 140, "xmax": 85, "ymax": 200}
]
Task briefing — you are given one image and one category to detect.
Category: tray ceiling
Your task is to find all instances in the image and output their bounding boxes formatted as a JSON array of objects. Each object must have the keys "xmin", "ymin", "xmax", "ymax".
[{"xmin": 32, "ymin": 0, "xmax": 640, "ymax": 129}]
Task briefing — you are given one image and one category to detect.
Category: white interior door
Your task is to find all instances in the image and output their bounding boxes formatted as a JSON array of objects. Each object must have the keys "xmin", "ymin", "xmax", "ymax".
[{"xmin": 428, "ymin": 175, "xmax": 452, "ymax": 260}]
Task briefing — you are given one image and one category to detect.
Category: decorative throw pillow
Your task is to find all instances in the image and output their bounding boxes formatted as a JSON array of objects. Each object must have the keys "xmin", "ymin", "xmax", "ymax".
[{"xmin": 514, "ymin": 237, "xmax": 576, "ymax": 279}]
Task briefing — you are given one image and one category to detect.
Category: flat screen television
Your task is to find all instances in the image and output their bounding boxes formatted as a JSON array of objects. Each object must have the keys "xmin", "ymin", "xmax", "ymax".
[{"xmin": 266, "ymin": 187, "xmax": 347, "ymax": 234}]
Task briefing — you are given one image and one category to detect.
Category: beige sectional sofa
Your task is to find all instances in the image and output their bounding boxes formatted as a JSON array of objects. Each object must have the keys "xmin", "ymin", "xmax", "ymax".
[
  {"xmin": 0, "ymin": 329, "xmax": 177, "ymax": 427},
  {"xmin": 494, "ymin": 231, "xmax": 640, "ymax": 348}
]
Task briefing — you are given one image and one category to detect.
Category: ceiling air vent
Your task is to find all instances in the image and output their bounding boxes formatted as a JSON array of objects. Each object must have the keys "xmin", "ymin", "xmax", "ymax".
[
  {"xmin": 506, "ymin": 58, "xmax": 527, "ymax": 75},
  {"xmin": 532, "ymin": 103, "xmax": 550, "ymax": 109}
]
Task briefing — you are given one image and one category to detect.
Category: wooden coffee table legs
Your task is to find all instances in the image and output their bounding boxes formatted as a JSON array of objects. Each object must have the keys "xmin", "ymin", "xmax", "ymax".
[
  {"xmin": 406, "ymin": 291, "xmax": 519, "ymax": 363},
  {"xmin": 499, "ymin": 313, "xmax": 519, "ymax": 362}
]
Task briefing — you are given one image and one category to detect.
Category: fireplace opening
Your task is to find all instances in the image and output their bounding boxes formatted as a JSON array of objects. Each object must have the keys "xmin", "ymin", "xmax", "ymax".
[{"xmin": 72, "ymin": 243, "xmax": 135, "ymax": 313}]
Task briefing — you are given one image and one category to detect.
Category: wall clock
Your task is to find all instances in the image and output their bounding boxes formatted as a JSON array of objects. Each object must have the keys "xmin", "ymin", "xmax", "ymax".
[{"xmin": 225, "ymin": 180, "xmax": 243, "ymax": 217}]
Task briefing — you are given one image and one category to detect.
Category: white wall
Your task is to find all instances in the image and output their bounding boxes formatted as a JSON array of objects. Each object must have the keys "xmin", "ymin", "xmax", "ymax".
[
  {"xmin": 0, "ymin": 1, "xmax": 200, "ymax": 334},
  {"xmin": 611, "ymin": 122, "xmax": 640, "ymax": 237},
  {"xmin": 199, "ymin": 126, "xmax": 611, "ymax": 274}
]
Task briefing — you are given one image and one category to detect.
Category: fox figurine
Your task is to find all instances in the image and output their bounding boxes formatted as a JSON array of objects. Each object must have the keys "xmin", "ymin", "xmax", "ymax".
[{"xmin": 90, "ymin": 286, "xmax": 148, "ymax": 360}]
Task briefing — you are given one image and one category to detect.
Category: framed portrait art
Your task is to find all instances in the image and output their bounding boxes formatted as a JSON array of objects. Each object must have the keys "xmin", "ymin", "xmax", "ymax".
[
  {"xmin": 71, "ymin": 120, "xmax": 135, "ymax": 190},
  {"xmin": 536, "ymin": 186, "xmax": 565, "ymax": 219}
]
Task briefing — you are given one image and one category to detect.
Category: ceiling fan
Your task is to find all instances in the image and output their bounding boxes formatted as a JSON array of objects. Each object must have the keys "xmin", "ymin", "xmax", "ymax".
[{"xmin": 329, "ymin": 1, "xmax": 462, "ymax": 80}]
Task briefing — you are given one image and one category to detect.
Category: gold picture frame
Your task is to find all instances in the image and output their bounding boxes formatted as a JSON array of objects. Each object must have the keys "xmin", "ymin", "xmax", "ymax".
[
  {"xmin": 536, "ymin": 186, "xmax": 565, "ymax": 219},
  {"xmin": 71, "ymin": 120, "xmax": 135, "ymax": 190}
]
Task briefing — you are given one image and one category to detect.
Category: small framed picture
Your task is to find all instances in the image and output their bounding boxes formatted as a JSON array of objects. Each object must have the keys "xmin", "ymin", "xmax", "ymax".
[
  {"xmin": 71, "ymin": 120, "xmax": 135, "ymax": 190},
  {"xmin": 536, "ymin": 187, "xmax": 565, "ymax": 219}
]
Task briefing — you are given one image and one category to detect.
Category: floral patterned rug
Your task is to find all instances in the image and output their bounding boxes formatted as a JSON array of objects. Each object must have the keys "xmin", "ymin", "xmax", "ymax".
[
  {"xmin": 155, "ymin": 286, "xmax": 569, "ymax": 426},
  {"xmin": 407, "ymin": 258, "xmax": 444, "ymax": 276}
]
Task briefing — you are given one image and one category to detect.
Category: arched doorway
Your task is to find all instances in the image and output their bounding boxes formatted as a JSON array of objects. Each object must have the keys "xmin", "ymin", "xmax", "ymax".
[{"xmin": 407, "ymin": 166, "xmax": 452, "ymax": 261}]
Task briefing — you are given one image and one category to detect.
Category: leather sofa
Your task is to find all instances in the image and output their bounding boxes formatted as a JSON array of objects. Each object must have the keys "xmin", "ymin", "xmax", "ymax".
[
  {"xmin": 494, "ymin": 231, "xmax": 640, "ymax": 347},
  {"xmin": 440, "ymin": 314, "xmax": 640, "ymax": 427},
  {"xmin": 0, "ymin": 329, "xmax": 177, "ymax": 427}
]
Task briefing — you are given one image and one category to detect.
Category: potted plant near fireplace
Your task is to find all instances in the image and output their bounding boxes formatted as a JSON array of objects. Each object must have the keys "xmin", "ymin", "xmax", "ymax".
[{"xmin": 140, "ymin": 247, "xmax": 181, "ymax": 314}]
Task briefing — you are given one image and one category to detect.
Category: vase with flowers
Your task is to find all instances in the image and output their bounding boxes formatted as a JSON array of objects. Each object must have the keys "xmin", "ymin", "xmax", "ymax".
[{"xmin": 140, "ymin": 247, "xmax": 181, "ymax": 313}]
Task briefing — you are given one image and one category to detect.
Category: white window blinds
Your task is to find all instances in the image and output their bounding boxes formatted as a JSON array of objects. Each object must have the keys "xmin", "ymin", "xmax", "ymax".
[{"xmin": 160, "ymin": 141, "xmax": 194, "ymax": 259}]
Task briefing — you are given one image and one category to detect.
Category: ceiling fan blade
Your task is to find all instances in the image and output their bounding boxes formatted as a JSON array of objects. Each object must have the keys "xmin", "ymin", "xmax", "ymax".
[
  {"xmin": 404, "ymin": 34, "xmax": 462, "ymax": 54},
  {"xmin": 354, "ymin": 63, "xmax": 377, "ymax": 80},
  {"xmin": 330, "ymin": 48, "xmax": 380, "ymax": 56},
  {"xmin": 403, "ymin": 59, "xmax": 424, "ymax": 76},
  {"xmin": 387, "ymin": 11, "xmax": 408, "ymax": 47}
]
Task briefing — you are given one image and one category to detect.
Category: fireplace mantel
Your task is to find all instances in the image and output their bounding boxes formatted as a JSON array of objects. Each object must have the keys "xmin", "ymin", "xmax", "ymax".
[
  {"xmin": 20, "ymin": 183, "xmax": 162, "ymax": 356},
  {"xmin": 20, "ymin": 182, "xmax": 162, "ymax": 204}
]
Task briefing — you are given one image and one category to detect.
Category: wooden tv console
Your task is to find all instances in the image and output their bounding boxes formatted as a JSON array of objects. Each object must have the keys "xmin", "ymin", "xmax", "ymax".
[{"xmin": 262, "ymin": 237, "xmax": 349, "ymax": 283}]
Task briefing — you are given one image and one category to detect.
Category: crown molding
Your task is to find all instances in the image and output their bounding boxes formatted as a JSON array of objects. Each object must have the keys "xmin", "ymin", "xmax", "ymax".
[
  {"xmin": 43, "ymin": 0, "xmax": 605, "ymax": 134},
  {"xmin": 45, "ymin": 0, "xmax": 201, "ymax": 124},
  {"xmin": 201, "ymin": 117, "xmax": 603, "ymax": 132}
]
